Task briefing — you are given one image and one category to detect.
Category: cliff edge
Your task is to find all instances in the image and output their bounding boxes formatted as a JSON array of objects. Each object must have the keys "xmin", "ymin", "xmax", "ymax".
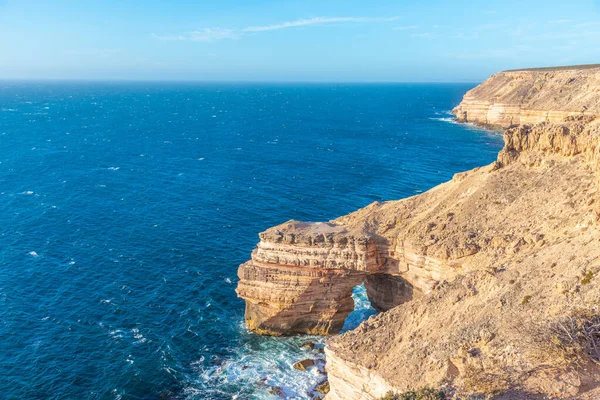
[
  {"xmin": 452, "ymin": 64, "xmax": 600, "ymax": 128},
  {"xmin": 236, "ymin": 65, "xmax": 600, "ymax": 399}
]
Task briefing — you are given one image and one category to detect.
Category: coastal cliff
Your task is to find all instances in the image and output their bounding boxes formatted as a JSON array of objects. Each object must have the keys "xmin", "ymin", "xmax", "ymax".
[
  {"xmin": 452, "ymin": 64, "xmax": 600, "ymax": 128},
  {"xmin": 236, "ymin": 64, "xmax": 600, "ymax": 399}
]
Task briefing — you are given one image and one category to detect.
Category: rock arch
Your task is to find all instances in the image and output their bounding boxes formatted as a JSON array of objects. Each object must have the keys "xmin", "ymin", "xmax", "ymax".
[{"xmin": 236, "ymin": 220, "xmax": 419, "ymax": 335}]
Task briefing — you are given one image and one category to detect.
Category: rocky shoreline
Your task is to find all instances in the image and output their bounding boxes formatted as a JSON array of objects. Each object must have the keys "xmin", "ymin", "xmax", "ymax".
[{"xmin": 237, "ymin": 65, "xmax": 600, "ymax": 399}]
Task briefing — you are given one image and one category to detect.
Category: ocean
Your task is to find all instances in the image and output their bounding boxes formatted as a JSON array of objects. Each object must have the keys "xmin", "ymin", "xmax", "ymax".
[{"xmin": 0, "ymin": 82, "xmax": 502, "ymax": 399}]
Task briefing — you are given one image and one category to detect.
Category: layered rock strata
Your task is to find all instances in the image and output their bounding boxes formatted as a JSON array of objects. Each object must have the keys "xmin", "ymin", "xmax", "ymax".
[
  {"xmin": 452, "ymin": 64, "xmax": 600, "ymax": 128},
  {"xmin": 236, "ymin": 221, "xmax": 386, "ymax": 335},
  {"xmin": 236, "ymin": 65, "xmax": 600, "ymax": 398},
  {"xmin": 236, "ymin": 211, "xmax": 465, "ymax": 335}
]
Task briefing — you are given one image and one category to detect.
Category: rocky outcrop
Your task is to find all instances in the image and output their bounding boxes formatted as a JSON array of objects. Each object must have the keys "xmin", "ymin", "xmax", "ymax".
[
  {"xmin": 236, "ymin": 213, "xmax": 465, "ymax": 335},
  {"xmin": 324, "ymin": 347, "xmax": 395, "ymax": 400},
  {"xmin": 236, "ymin": 221, "xmax": 385, "ymax": 335},
  {"xmin": 236, "ymin": 65, "xmax": 600, "ymax": 398},
  {"xmin": 452, "ymin": 64, "xmax": 600, "ymax": 128}
]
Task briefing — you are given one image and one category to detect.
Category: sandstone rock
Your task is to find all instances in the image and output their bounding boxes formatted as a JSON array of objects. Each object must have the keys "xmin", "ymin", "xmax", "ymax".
[
  {"xmin": 268, "ymin": 386, "xmax": 285, "ymax": 397},
  {"xmin": 364, "ymin": 273, "xmax": 416, "ymax": 312},
  {"xmin": 451, "ymin": 65, "xmax": 600, "ymax": 128},
  {"xmin": 315, "ymin": 381, "xmax": 330, "ymax": 394},
  {"xmin": 293, "ymin": 359, "xmax": 315, "ymax": 371}
]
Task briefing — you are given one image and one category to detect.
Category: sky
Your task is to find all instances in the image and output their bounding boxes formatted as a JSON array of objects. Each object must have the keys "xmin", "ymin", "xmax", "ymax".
[{"xmin": 0, "ymin": 0, "xmax": 599, "ymax": 82}]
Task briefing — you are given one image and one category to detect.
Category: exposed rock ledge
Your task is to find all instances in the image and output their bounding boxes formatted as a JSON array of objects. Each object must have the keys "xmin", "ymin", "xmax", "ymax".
[
  {"xmin": 236, "ymin": 66, "xmax": 600, "ymax": 398},
  {"xmin": 452, "ymin": 64, "xmax": 600, "ymax": 128}
]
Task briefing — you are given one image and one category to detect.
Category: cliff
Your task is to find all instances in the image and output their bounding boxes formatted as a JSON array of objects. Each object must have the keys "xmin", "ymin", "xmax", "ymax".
[
  {"xmin": 452, "ymin": 64, "xmax": 600, "ymax": 128},
  {"xmin": 236, "ymin": 65, "xmax": 600, "ymax": 399}
]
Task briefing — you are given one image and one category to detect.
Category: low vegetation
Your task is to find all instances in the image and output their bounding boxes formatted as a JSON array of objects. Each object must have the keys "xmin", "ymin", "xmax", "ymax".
[
  {"xmin": 380, "ymin": 387, "xmax": 445, "ymax": 400},
  {"xmin": 581, "ymin": 270, "xmax": 594, "ymax": 285},
  {"xmin": 524, "ymin": 311, "xmax": 600, "ymax": 367},
  {"xmin": 550, "ymin": 312, "xmax": 600, "ymax": 364}
]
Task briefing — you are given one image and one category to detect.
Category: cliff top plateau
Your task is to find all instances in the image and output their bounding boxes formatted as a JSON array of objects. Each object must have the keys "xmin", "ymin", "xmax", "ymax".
[{"xmin": 452, "ymin": 64, "xmax": 600, "ymax": 129}]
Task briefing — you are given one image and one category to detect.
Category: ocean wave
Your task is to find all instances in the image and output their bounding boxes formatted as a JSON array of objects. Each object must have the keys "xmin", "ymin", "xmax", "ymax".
[
  {"xmin": 186, "ymin": 285, "xmax": 375, "ymax": 399},
  {"xmin": 188, "ymin": 332, "xmax": 327, "ymax": 399},
  {"xmin": 430, "ymin": 116, "xmax": 503, "ymax": 134}
]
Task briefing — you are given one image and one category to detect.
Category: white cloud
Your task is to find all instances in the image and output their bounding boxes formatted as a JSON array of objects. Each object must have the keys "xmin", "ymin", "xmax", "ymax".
[
  {"xmin": 393, "ymin": 25, "xmax": 419, "ymax": 31},
  {"xmin": 188, "ymin": 28, "xmax": 238, "ymax": 42},
  {"xmin": 243, "ymin": 16, "xmax": 400, "ymax": 32},
  {"xmin": 153, "ymin": 28, "xmax": 237, "ymax": 42},
  {"xmin": 154, "ymin": 16, "xmax": 401, "ymax": 42},
  {"xmin": 410, "ymin": 32, "xmax": 438, "ymax": 38},
  {"xmin": 454, "ymin": 32, "xmax": 479, "ymax": 40}
]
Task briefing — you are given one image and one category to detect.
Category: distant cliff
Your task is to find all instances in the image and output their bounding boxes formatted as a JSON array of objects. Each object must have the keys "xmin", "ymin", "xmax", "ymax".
[
  {"xmin": 236, "ymin": 65, "xmax": 600, "ymax": 399},
  {"xmin": 452, "ymin": 64, "xmax": 600, "ymax": 128}
]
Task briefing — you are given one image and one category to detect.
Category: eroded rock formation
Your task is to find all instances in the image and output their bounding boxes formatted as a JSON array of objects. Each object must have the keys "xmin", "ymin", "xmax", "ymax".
[
  {"xmin": 236, "ymin": 221, "xmax": 391, "ymax": 335},
  {"xmin": 452, "ymin": 64, "xmax": 600, "ymax": 128},
  {"xmin": 236, "ymin": 64, "xmax": 600, "ymax": 398}
]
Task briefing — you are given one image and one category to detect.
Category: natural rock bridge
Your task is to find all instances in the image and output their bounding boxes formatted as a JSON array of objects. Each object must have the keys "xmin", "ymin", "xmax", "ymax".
[{"xmin": 235, "ymin": 219, "xmax": 438, "ymax": 335}]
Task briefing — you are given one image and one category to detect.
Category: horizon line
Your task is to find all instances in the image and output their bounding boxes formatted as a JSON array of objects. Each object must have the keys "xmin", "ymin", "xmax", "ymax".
[{"xmin": 0, "ymin": 77, "xmax": 483, "ymax": 84}]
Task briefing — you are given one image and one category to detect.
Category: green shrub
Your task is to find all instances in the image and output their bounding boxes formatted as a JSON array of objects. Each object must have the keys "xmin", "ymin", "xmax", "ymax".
[
  {"xmin": 581, "ymin": 270, "xmax": 594, "ymax": 285},
  {"xmin": 380, "ymin": 387, "xmax": 445, "ymax": 400}
]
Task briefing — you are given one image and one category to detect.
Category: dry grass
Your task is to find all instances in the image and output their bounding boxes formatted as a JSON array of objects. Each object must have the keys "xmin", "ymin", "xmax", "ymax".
[
  {"xmin": 462, "ymin": 365, "xmax": 510, "ymax": 398},
  {"xmin": 520, "ymin": 311, "xmax": 600, "ymax": 367},
  {"xmin": 550, "ymin": 313, "xmax": 600, "ymax": 364}
]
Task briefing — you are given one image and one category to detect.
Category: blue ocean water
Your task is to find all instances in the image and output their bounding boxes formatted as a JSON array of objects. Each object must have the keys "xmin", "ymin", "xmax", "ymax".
[{"xmin": 0, "ymin": 82, "xmax": 502, "ymax": 400}]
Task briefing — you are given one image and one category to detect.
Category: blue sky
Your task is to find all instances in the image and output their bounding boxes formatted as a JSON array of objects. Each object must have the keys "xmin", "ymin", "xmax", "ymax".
[{"xmin": 1, "ymin": 0, "xmax": 599, "ymax": 81}]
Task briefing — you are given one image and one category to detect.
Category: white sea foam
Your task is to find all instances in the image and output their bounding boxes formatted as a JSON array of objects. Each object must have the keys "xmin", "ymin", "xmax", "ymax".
[
  {"xmin": 132, "ymin": 328, "xmax": 147, "ymax": 344},
  {"xmin": 430, "ymin": 116, "xmax": 460, "ymax": 124},
  {"xmin": 29, "ymin": 251, "xmax": 39, "ymax": 257},
  {"xmin": 224, "ymin": 278, "xmax": 232, "ymax": 284},
  {"xmin": 107, "ymin": 167, "xmax": 120, "ymax": 171},
  {"xmin": 191, "ymin": 335, "xmax": 328, "ymax": 400},
  {"xmin": 430, "ymin": 116, "xmax": 503, "ymax": 134},
  {"xmin": 109, "ymin": 329, "xmax": 124, "ymax": 338},
  {"xmin": 187, "ymin": 285, "xmax": 375, "ymax": 399}
]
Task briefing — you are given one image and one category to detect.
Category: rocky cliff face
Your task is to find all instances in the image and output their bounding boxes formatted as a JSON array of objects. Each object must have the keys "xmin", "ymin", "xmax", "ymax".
[
  {"xmin": 236, "ymin": 65, "xmax": 600, "ymax": 399},
  {"xmin": 452, "ymin": 65, "xmax": 600, "ymax": 128},
  {"xmin": 324, "ymin": 117, "xmax": 600, "ymax": 400},
  {"xmin": 236, "ymin": 221, "xmax": 380, "ymax": 335}
]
